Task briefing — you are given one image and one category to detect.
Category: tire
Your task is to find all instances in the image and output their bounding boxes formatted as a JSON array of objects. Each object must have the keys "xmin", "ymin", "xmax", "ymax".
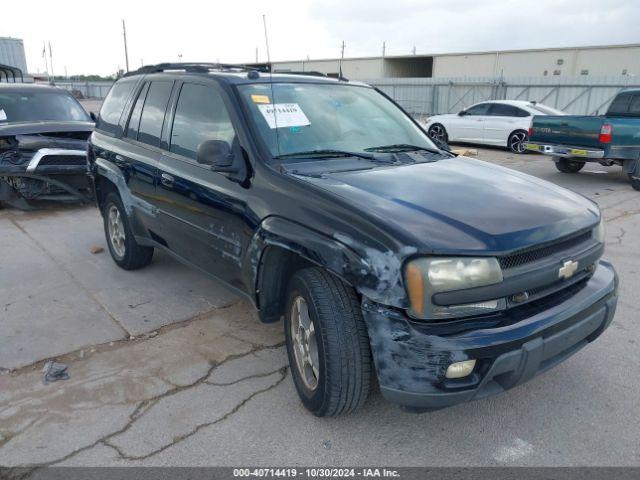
[
  {"xmin": 284, "ymin": 267, "xmax": 372, "ymax": 417},
  {"xmin": 428, "ymin": 123, "xmax": 448, "ymax": 144},
  {"xmin": 629, "ymin": 174, "xmax": 640, "ymax": 191},
  {"xmin": 508, "ymin": 130, "xmax": 528, "ymax": 154},
  {"xmin": 555, "ymin": 158, "xmax": 585, "ymax": 173},
  {"xmin": 103, "ymin": 192, "xmax": 154, "ymax": 270}
]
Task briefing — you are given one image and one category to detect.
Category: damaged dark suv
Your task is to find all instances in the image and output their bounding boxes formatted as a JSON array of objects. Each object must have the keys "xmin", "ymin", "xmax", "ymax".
[
  {"xmin": 88, "ymin": 63, "xmax": 618, "ymax": 416},
  {"xmin": 0, "ymin": 84, "xmax": 94, "ymax": 209}
]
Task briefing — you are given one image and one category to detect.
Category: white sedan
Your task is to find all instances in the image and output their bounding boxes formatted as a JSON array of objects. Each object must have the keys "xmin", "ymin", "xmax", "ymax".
[{"xmin": 423, "ymin": 100, "xmax": 566, "ymax": 153}]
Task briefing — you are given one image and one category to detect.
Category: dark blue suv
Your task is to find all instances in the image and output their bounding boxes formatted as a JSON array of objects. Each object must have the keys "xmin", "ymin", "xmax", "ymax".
[{"xmin": 88, "ymin": 63, "xmax": 618, "ymax": 416}]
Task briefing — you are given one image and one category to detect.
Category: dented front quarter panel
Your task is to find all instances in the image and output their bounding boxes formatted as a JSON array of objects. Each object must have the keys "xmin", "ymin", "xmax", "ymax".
[{"xmin": 248, "ymin": 216, "xmax": 417, "ymax": 310}]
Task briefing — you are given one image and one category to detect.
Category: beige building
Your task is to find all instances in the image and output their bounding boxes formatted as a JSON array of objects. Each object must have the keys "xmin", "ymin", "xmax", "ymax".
[{"xmin": 260, "ymin": 43, "xmax": 640, "ymax": 79}]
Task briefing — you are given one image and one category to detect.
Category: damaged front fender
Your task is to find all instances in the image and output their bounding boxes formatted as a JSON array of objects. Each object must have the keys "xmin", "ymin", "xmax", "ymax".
[{"xmin": 249, "ymin": 217, "xmax": 417, "ymax": 322}]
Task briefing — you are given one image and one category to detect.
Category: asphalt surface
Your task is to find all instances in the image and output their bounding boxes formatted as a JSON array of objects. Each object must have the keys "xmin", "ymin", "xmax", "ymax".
[{"xmin": 0, "ymin": 146, "xmax": 639, "ymax": 467}]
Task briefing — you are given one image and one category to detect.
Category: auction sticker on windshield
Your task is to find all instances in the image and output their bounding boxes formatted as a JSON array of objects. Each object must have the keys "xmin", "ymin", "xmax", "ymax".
[
  {"xmin": 0, "ymin": 109, "xmax": 7, "ymax": 121},
  {"xmin": 258, "ymin": 103, "xmax": 310, "ymax": 129}
]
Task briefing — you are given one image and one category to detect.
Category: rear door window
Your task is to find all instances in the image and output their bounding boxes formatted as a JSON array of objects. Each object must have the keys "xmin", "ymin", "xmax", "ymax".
[
  {"xmin": 465, "ymin": 103, "xmax": 491, "ymax": 116},
  {"xmin": 125, "ymin": 82, "xmax": 149, "ymax": 139},
  {"xmin": 169, "ymin": 83, "xmax": 236, "ymax": 161},
  {"xmin": 137, "ymin": 81, "xmax": 173, "ymax": 147},
  {"xmin": 96, "ymin": 79, "xmax": 137, "ymax": 135},
  {"xmin": 489, "ymin": 103, "xmax": 526, "ymax": 117}
]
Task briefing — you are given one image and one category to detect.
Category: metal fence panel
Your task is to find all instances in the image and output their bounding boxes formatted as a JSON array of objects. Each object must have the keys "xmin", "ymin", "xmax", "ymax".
[
  {"xmin": 45, "ymin": 76, "xmax": 640, "ymax": 117},
  {"xmin": 364, "ymin": 75, "xmax": 640, "ymax": 117},
  {"xmin": 54, "ymin": 81, "xmax": 114, "ymax": 99}
]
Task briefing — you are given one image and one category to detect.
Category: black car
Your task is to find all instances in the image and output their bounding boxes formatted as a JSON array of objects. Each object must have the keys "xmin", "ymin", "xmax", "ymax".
[
  {"xmin": 88, "ymin": 63, "xmax": 618, "ymax": 417},
  {"xmin": 0, "ymin": 83, "xmax": 94, "ymax": 209}
]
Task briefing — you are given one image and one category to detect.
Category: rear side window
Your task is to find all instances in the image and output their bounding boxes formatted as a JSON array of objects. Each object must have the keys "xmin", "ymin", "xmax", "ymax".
[
  {"xmin": 125, "ymin": 83, "xmax": 150, "ymax": 139},
  {"xmin": 169, "ymin": 83, "xmax": 236, "ymax": 160},
  {"xmin": 137, "ymin": 81, "xmax": 173, "ymax": 147},
  {"xmin": 96, "ymin": 79, "xmax": 137, "ymax": 135}
]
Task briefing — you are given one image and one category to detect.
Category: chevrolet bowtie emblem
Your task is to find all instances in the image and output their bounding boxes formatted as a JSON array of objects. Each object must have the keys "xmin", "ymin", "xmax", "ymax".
[{"xmin": 559, "ymin": 260, "xmax": 579, "ymax": 280}]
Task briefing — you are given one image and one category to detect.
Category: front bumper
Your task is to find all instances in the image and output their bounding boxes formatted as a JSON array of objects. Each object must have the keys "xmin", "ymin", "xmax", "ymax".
[
  {"xmin": 524, "ymin": 142, "xmax": 605, "ymax": 160},
  {"xmin": 362, "ymin": 261, "xmax": 618, "ymax": 410}
]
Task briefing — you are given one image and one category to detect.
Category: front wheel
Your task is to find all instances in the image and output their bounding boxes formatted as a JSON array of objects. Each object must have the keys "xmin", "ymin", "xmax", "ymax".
[
  {"xmin": 284, "ymin": 267, "xmax": 372, "ymax": 417},
  {"xmin": 428, "ymin": 124, "xmax": 448, "ymax": 144},
  {"xmin": 555, "ymin": 158, "xmax": 585, "ymax": 173},
  {"xmin": 508, "ymin": 130, "xmax": 528, "ymax": 154}
]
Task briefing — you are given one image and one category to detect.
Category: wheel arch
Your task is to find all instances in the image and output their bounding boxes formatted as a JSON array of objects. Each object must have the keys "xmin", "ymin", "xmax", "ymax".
[{"xmin": 248, "ymin": 217, "xmax": 410, "ymax": 323}]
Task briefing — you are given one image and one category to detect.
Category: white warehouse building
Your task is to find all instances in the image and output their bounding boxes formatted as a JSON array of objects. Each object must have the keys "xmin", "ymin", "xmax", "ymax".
[
  {"xmin": 0, "ymin": 37, "xmax": 28, "ymax": 73},
  {"xmin": 261, "ymin": 43, "xmax": 640, "ymax": 79}
]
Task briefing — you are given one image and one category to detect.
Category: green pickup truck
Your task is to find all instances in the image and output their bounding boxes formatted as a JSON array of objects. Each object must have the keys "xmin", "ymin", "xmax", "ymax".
[{"xmin": 525, "ymin": 89, "xmax": 640, "ymax": 191}]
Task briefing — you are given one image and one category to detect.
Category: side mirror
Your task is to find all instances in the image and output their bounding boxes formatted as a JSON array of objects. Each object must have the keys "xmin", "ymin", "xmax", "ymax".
[
  {"xmin": 89, "ymin": 112, "xmax": 97, "ymax": 122},
  {"xmin": 197, "ymin": 140, "xmax": 236, "ymax": 170},
  {"xmin": 458, "ymin": 110, "xmax": 467, "ymax": 116}
]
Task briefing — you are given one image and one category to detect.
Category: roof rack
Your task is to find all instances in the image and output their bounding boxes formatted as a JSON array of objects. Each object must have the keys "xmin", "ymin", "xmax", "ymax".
[
  {"xmin": 123, "ymin": 62, "xmax": 269, "ymax": 77},
  {"xmin": 272, "ymin": 70, "xmax": 327, "ymax": 77},
  {"xmin": 0, "ymin": 64, "xmax": 24, "ymax": 83}
]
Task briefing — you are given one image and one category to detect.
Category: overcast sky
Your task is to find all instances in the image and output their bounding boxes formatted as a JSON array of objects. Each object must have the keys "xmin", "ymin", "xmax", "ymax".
[{"xmin": 7, "ymin": 0, "xmax": 640, "ymax": 76}]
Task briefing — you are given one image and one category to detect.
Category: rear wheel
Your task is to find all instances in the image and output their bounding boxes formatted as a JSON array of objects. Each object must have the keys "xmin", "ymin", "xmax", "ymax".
[
  {"xmin": 508, "ymin": 130, "xmax": 528, "ymax": 154},
  {"xmin": 284, "ymin": 267, "xmax": 372, "ymax": 417},
  {"xmin": 629, "ymin": 174, "xmax": 640, "ymax": 191},
  {"xmin": 103, "ymin": 192, "xmax": 154, "ymax": 270},
  {"xmin": 428, "ymin": 124, "xmax": 448, "ymax": 144},
  {"xmin": 555, "ymin": 158, "xmax": 585, "ymax": 173}
]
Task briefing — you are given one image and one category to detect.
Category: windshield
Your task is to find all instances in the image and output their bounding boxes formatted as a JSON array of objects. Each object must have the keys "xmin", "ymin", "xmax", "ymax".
[
  {"xmin": 238, "ymin": 82, "xmax": 437, "ymax": 158},
  {"xmin": 0, "ymin": 90, "xmax": 90, "ymax": 123}
]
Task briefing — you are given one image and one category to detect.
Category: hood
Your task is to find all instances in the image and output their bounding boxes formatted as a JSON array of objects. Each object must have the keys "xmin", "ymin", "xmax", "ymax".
[
  {"xmin": 294, "ymin": 157, "xmax": 599, "ymax": 254},
  {"xmin": 424, "ymin": 114, "xmax": 458, "ymax": 124},
  {"xmin": 0, "ymin": 121, "xmax": 94, "ymax": 137}
]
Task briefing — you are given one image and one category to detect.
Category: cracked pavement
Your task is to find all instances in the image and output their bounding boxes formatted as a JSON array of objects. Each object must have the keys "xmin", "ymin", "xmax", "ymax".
[{"xmin": 1, "ymin": 148, "xmax": 639, "ymax": 467}]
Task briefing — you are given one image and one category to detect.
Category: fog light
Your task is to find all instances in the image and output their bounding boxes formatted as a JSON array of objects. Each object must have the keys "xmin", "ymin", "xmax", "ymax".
[{"xmin": 445, "ymin": 359, "xmax": 476, "ymax": 379}]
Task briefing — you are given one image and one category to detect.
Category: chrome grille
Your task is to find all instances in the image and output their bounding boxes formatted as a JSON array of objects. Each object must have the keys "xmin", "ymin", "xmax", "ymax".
[{"xmin": 498, "ymin": 231, "xmax": 593, "ymax": 270}]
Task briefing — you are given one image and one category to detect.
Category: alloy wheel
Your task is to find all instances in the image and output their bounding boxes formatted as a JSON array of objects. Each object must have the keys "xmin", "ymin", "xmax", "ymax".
[
  {"xmin": 290, "ymin": 296, "xmax": 319, "ymax": 391},
  {"xmin": 510, "ymin": 131, "xmax": 528, "ymax": 153},
  {"xmin": 107, "ymin": 204, "xmax": 126, "ymax": 258},
  {"xmin": 429, "ymin": 124, "xmax": 446, "ymax": 142}
]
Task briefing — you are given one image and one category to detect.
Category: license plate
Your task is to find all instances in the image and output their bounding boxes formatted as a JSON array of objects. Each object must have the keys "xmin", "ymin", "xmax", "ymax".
[
  {"xmin": 569, "ymin": 149, "xmax": 588, "ymax": 156},
  {"xmin": 524, "ymin": 143, "xmax": 540, "ymax": 151}
]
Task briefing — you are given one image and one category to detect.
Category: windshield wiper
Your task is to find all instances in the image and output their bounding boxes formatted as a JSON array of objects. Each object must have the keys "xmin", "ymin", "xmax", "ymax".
[
  {"xmin": 274, "ymin": 149, "xmax": 376, "ymax": 160},
  {"xmin": 364, "ymin": 143, "xmax": 441, "ymax": 154}
]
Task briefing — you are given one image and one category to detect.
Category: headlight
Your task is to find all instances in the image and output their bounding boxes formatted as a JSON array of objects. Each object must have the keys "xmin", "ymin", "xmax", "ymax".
[
  {"xmin": 405, "ymin": 257, "xmax": 504, "ymax": 319},
  {"xmin": 593, "ymin": 217, "xmax": 605, "ymax": 243}
]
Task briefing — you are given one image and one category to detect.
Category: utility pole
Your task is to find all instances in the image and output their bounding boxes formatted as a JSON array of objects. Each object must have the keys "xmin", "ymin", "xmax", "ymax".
[
  {"xmin": 412, "ymin": 45, "xmax": 416, "ymax": 55},
  {"xmin": 382, "ymin": 41, "xmax": 386, "ymax": 58},
  {"xmin": 42, "ymin": 42, "xmax": 50, "ymax": 82},
  {"xmin": 255, "ymin": 47, "xmax": 259, "ymax": 63},
  {"xmin": 122, "ymin": 19, "xmax": 130, "ymax": 72},
  {"xmin": 48, "ymin": 42, "xmax": 55, "ymax": 83},
  {"xmin": 339, "ymin": 40, "xmax": 345, "ymax": 79}
]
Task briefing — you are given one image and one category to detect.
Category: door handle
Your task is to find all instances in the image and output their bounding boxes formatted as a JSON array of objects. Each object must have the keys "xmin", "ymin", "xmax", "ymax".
[{"xmin": 160, "ymin": 173, "xmax": 174, "ymax": 188}]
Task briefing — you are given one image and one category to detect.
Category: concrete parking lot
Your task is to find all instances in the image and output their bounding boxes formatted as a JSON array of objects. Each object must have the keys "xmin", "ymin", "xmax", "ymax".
[{"xmin": 1, "ymin": 147, "xmax": 639, "ymax": 467}]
